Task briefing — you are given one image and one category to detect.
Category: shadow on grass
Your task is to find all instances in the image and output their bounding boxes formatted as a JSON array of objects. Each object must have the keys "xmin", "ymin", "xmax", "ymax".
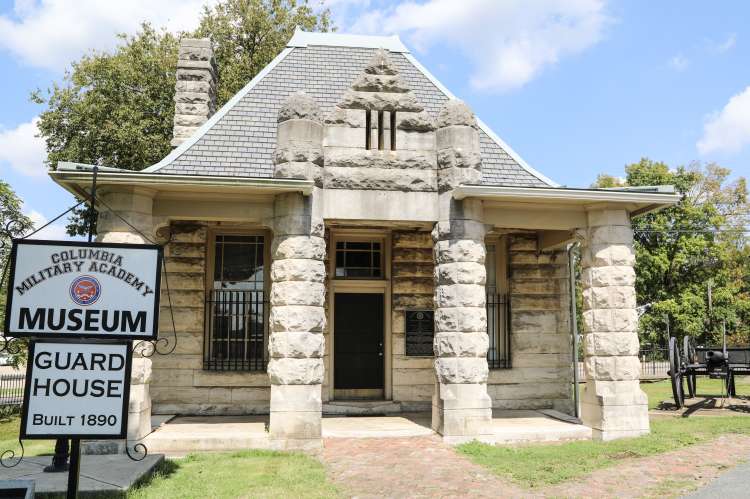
[{"xmin": 36, "ymin": 458, "xmax": 180, "ymax": 499}]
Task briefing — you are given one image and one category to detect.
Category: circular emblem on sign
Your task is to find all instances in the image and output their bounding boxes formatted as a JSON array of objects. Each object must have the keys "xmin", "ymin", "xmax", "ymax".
[{"xmin": 70, "ymin": 275, "xmax": 101, "ymax": 306}]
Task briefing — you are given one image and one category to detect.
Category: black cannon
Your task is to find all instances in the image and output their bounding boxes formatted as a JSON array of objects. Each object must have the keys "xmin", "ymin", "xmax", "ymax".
[{"xmin": 668, "ymin": 335, "xmax": 750, "ymax": 408}]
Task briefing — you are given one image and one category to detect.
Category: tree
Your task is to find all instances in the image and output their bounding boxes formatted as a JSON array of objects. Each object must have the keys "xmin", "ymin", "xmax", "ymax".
[
  {"xmin": 0, "ymin": 181, "xmax": 34, "ymax": 364},
  {"xmin": 196, "ymin": 0, "xmax": 333, "ymax": 105},
  {"xmin": 594, "ymin": 159, "xmax": 750, "ymax": 346},
  {"xmin": 33, "ymin": 0, "xmax": 333, "ymax": 235}
]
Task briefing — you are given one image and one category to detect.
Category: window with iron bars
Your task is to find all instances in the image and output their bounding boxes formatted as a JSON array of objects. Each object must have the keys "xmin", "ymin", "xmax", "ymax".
[
  {"xmin": 204, "ymin": 235, "xmax": 267, "ymax": 371},
  {"xmin": 486, "ymin": 241, "xmax": 511, "ymax": 369}
]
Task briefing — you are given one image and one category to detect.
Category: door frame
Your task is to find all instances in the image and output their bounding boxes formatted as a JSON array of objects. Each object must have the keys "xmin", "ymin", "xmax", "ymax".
[{"xmin": 327, "ymin": 229, "xmax": 392, "ymax": 402}]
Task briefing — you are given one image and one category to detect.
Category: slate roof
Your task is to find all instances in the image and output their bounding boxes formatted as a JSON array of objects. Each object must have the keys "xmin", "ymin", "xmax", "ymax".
[{"xmin": 149, "ymin": 34, "xmax": 554, "ymax": 187}]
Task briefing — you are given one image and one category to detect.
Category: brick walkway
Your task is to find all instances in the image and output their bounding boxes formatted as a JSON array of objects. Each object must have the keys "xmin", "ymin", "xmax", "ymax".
[{"xmin": 321, "ymin": 435, "xmax": 750, "ymax": 498}]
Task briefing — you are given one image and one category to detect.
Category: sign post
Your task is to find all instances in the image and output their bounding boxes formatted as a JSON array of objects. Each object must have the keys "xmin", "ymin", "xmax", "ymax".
[{"xmin": 3, "ymin": 236, "xmax": 162, "ymax": 498}]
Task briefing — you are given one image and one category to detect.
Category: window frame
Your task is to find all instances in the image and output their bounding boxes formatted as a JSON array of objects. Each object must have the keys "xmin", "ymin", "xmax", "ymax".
[
  {"xmin": 204, "ymin": 228, "xmax": 271, "ymax": 372},
  {"xmin": 333, "ymin": 235, "xmax": 386, "ymax": 280}
]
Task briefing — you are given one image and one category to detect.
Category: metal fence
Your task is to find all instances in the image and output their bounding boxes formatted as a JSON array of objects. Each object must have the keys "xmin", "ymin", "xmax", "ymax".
[
  {"xmin": 204, "ymin": 289, "xmax": 267, "ymax": 372},
  {"xmin": 0, "ymin": 374, "xmax": 25, "ymax": 408},
  {"xmin": 577, "ymin": 346, "xmax": 669, "ymax": 380}
]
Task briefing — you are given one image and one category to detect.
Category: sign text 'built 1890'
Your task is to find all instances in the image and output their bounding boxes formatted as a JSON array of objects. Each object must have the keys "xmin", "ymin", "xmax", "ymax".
[{"xmin": 21, "ymin": 341, "xmax": 132, "ymax": 439}]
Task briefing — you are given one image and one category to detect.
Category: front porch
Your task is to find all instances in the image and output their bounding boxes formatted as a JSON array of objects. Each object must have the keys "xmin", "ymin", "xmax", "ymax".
[{"xmin": 142, "ymin": 410, "xmax": 591, "ymax": 456}]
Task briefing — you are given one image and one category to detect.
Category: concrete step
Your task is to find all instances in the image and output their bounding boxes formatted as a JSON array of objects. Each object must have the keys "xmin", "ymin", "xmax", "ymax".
[{"xmin": 323, "ymin": 400, "xmax": 403, "ymax": 416}]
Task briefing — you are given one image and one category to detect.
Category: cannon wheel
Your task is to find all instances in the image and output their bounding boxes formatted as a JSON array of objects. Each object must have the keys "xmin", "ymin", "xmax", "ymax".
[
  {"xmin": 669, "ymin": 337, "xmax": 684, "ymax": 408},
  {"xmin": 683, "ymin": 336, "xmax": 697, "ymax": 398}
]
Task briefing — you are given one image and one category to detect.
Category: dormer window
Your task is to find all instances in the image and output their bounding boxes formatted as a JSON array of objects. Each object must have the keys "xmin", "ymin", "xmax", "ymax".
[{"xmin": 365, "ymin": 110, "xmax": 396, "ymax": 151}]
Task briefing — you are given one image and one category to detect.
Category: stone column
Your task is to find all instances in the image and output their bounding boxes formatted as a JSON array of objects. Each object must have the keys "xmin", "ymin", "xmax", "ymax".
[
  {"xmin": 171, "ymin": 38, "xmax": 217, "ymax": 147},
  {"xmin": 580, "ymin": 208, "xmax": 649, "ymax": 440},
  {"xmin": 84, "ymin": 187, "xmax": 155, "ymax": 454},
  {"xmin": 436, "ymin": 100, "xmax": 482, "ymax": 193},
  {"xmin": 267, "ymin": 192, "xmax": 326, "ymax": 450},
  {"xmin": 432, "ymin": 197, "xmax": 493, "ymax": 443}
]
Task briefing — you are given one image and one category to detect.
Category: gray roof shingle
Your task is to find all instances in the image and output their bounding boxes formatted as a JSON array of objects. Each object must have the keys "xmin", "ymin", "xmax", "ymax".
[{"xmin": 155, "ymin": 44, "xmax": 551, "ymax": 187}]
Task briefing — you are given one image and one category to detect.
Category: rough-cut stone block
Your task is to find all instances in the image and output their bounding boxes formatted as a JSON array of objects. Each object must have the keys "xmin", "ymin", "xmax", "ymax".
[
  {"xmin": 436, "ymin": 100, "xmax": 478, "ymax": 128},
  {"xmin": 434, "ymin": 332, "xmax": 489, "ymax": 357},
  {"xmin": 324, "ymin": 107, "xmax": 366, "ymax": 127},
  {"xmin": 270, "ymin": 305, "xmax": 326, "ymax": 333},
  {"xmin": 398, "ymin": 111, "xmax": 436, "ymax": 132},
  {"xmin": 434, "ymin": 357, "xmax": 489, "ymax": 384},
  {"xmin": 435, "ymin": 284, "xmax": 485, "ymax": 308},
  {"xmin": 269, "ymin": 331, "xmax": 325, "ymax": 359},
  {"xmin": 393, "ymin": 247, "xmax": 433, "ymax": 263},
  {"xmin": 393, "ymin": 231, "xmax": 432, "ymax": 248},
  {"xmin": 271, "ymin": 281, "xmax": 325, "ymax": 307},
  {"xmin": 435, "ymin": 307, "xmax": 487, "ymax": 332},
  {"xmin": 392, "ymin": 277, "xmax": 433, "ymax": 295},
  {"xmin": 582, "ymin": 308, "xmax": 638, "ymax": 333},
  {"xmin": 271, "ymin": 259, "xmax": 325, "ymax": 283},
  {"xmin": 278, "ymin": 92, "xmax": 322, "ymax": 123},
  {"xmin": 434, "ymin": 240, "xmax": 485, "ymax": 264},
  {"xmin": 434, "ymin": 261, "xmax": 486, "ymax": 285},
  {"xmin": 323, "ymin": 166, "xmax": 437, "ymax": 192},
  {"xmin": 434, "ymin": 220, "xmax": 486, "ymax": 242},
  {"xmin": 338, "ymin": 90, "xmax": 422, "ymax": 112},
  {"xmin": 351, "ymin": 73, "xmax": 409, "ymax": 93},
  {"xmin": 583, "ymin": 332, "xmax": 639, "ymax": 357},
  {"xmin": 272, "ymin": 235, "xmax": 326, "ymax": 260},
  {"xmin": 267, "ymin": 358, "xmax": 324, "ymax": 385},
  {"xmin": 324, "ymin": 148, "xmax": 436, "ymax": 170}
]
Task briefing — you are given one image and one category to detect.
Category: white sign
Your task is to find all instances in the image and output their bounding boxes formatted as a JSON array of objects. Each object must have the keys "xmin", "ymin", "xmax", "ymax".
[
  {"xmin": 21, "ymin": 341, "xmax": 131, "ymax": 439},
  {"xmin": 4, "ymin": 240, "xmax": 162, "ymax": 340}
]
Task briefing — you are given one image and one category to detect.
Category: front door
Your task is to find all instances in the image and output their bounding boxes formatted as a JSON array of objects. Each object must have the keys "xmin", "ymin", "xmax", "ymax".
[{"xmin": 334, "ymin": 293, "xmax": 384, "ymax": 398}]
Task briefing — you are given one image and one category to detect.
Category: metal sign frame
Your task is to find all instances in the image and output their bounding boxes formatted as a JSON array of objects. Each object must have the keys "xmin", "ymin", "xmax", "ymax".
[
  {"xmin": 3, "ymin": 239, "xmax": 163, "ymax": 341},
  {"xmin": 19, "ymin": 340, "xmax": 132, "ymax": 440}
]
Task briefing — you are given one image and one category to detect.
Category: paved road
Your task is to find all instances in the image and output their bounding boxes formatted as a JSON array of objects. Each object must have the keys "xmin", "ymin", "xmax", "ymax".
[{"xmin": 685, "ymin": 460, "xmax": 750, "ymax": 498}]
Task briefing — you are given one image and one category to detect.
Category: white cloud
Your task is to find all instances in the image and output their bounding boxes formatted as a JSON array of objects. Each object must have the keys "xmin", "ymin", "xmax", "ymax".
[
  {"xmin": 697, "ymin": 86, "xmax": 750, "ymax": 156},
  {"xmin": 25, "ymin": 209, "xmax": 72, "ymax": 240},
  {"xmin": 0, "ymin": 117, "xmax": 47, "ymax": 177},
  {"xmin": 349, "ymin": 0, "xmax": 610, "ymax": 92},
  {"xmin": 0, "ymin": 0, "xmax": 213, "ymax": 71},
  {"xmin": 668, "ymin": 54, "xmax": 689, "ymax": 71},
  {"xmin": 715, "ymin": 33, "xmax": 736, "ymax": 53}
]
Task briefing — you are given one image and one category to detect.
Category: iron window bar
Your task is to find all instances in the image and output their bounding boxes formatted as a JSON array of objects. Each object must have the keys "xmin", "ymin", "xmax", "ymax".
[
  {"xmin": 487, "ymin": 292, "xmax": 511, "ymax": 369},
  {"xmin": 204, "ymin": 289, "xmax": 267, "ymax": 371}
]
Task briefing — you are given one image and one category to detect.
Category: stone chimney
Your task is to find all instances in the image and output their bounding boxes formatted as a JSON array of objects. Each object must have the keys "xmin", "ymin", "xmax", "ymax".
[{"xmin": 171, "ymin": 38, "xmax": 217, "ymax": 147}]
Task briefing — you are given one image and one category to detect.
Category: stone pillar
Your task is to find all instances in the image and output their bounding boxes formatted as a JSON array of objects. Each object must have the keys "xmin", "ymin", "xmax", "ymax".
[
  {"xmin": 171, "ymin": 38, "xmax": 217, "ymax": 147},
  {"xmin": 432, "ymin": 196, "xmax": 493, "ymax": 443},
  {"xmin": 436, "ymin": 100, "xmax": 482, "ymax": 193},
  {"xmin": 580, "ymin": 208, "xmax": 649, "ymax": 440},
  {"xmin": 83, "ymin": 188, "xmax": 155, "ymax": 454},
  {"xmin": 267, "ymin": 192, "xmax": 326, "ymax": 450},
  {"xmin": 274, "ymin": 92, "xmax": 324, "ymax": 186}
]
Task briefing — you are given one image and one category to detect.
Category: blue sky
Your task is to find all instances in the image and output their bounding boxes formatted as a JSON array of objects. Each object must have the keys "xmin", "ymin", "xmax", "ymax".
[{"xmin": 0, "ymin": 0, "xmax": 749, "ymax": 238}]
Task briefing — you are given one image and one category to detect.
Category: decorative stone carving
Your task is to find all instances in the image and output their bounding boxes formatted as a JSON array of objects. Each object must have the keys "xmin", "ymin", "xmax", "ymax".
[{"xmin": 436, "ymin": 100, "xmax": 478, "ymax": 129}]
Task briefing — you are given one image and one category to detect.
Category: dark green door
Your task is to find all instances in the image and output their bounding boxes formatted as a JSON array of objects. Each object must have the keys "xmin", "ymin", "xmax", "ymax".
[{"xmin": 334, "ymin": 293, "xmax": 384, "ymax": 390}]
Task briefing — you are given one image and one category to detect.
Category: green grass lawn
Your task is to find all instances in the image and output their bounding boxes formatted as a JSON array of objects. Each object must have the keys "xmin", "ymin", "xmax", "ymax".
[
  {"xmin": 458, "ymin": 377, "xmax": 750, "ymax": 487},
  {"xmin": 0, "ymin": 415, "xmax": 337, "ymax": 498},
  {"xmin": 128, "ymin": 450, "xmax": 338, "ymax": 499},
  {"xmin": 0, "ymin": 414, "xmax": 54, "ymax": 457}
]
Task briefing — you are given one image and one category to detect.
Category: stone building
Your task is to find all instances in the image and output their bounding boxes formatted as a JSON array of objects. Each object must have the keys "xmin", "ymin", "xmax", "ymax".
[{"xmin": 50, "ymin": 30, "xmax": 679, "ymax": 449}]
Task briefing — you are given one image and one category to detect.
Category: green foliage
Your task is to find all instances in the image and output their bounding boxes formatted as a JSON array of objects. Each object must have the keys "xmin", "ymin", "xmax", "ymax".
[
  {"xmin": 32, "ymin": 0, "xmax": 333, "ymax": 235},
  {"xmin": 0, "ymin": 181, "xmax": 34, "ymax": 333},
  {"xmin": 195, "ymin": 0, "xmax": 333, "ymax": 106},
  {"xmin": 594, "ymin": 159, "xmax": 750, "ymax": 346}
]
